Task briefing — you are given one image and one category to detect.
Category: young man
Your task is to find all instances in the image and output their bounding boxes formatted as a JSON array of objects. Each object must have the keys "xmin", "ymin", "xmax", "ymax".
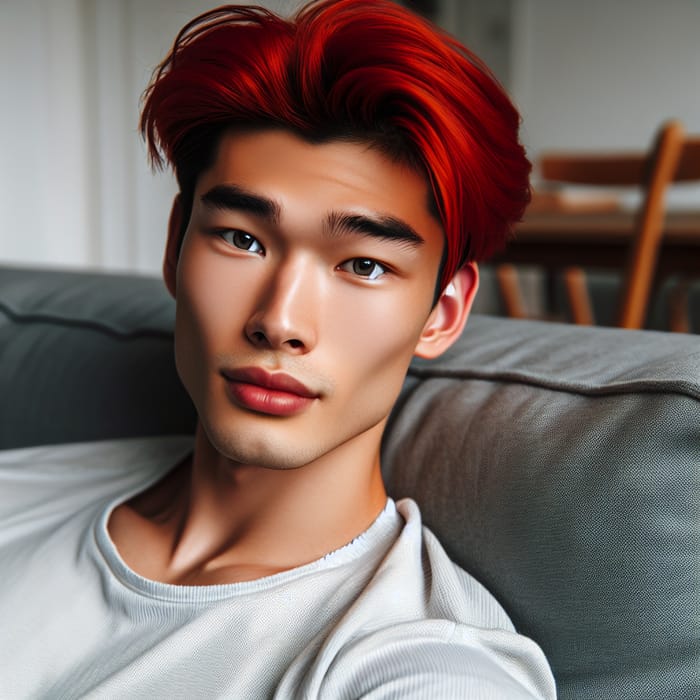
[{"xmin": 0, "ymin": 1, "xmax": 555, "ymax": 697}]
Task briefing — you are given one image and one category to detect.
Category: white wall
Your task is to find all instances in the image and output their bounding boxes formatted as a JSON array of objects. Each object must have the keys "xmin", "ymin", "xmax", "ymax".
[
  {"xmin": 511, "ymin": 0, "xmax": 700, "ymax": 155},
  {"xmin": 2, "ymin": 0, "xmax": 699, "ymax": 273},
  {"xmin": 1, "ymin": 1, "xmax": 92, "ymax": 268},
  {"xmin": 0, "ymin": 0, "xmax": 301, "ymax": 274}
]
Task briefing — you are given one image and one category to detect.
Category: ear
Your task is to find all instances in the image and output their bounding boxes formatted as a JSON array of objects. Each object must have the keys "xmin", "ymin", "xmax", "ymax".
[
  {"xmin": 413, "ymin": 263, "xmax": 479, "ymax": 359},
  {"xmin": 163, "ymin": 195, "xmax": 183, "ymax": 298}
]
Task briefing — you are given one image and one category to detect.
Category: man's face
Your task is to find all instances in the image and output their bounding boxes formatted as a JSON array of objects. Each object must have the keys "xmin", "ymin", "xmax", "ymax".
[{"xmin": 169, "ymin": 128, "xmax": 450, "ymax": 469}]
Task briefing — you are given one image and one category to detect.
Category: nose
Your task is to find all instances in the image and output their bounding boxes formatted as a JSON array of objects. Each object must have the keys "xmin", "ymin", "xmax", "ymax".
[{"xmin": 244, "ymin": 256, "xmax": 319, "ymax": 354}]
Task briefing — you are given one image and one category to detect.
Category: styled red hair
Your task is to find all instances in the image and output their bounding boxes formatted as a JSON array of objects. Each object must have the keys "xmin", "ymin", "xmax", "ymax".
[{"xmin": 141, "ymin": 0, "xmax": 530, "ymax": 289}]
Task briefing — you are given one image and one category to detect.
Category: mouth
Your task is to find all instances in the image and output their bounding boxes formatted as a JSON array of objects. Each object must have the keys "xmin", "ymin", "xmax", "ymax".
[{"xmin": 220, "ymin": 367, "xmax": 318, "ymax": 416}]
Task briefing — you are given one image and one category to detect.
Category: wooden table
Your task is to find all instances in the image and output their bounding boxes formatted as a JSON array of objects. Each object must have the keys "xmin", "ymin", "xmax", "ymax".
[{"xmin": 493, "ymin": 210, "xmax": 700, "ymax": 280}]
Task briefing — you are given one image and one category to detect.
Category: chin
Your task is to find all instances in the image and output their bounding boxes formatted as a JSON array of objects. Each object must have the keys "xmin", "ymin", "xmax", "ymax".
[{"xmin": 200, "ymin": 420, "xmax": 317, "ymax": 471}]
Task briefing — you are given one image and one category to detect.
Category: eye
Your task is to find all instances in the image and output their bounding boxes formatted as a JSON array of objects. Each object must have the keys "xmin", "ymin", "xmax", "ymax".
[
  {"xmin": 219, "ymin": 230, "xmax": 264, "ymax": 255},
  {"xmin": 340, "ymin": 258, "xmax": 387, "ymax": 280}
]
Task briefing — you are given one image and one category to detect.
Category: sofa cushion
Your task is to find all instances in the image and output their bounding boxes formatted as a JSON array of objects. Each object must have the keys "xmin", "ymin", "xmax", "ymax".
[
  {"xmin": 383, "ymin": 317, "xmax": 700, "ymax": 700},
  {"xmin": 0, "ymin": 266, "xmax": 196, "ymax": 448}
]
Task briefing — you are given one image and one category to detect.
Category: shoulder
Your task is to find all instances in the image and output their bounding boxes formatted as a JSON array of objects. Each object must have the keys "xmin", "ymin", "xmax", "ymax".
[
  {"xmin": 0, "ymin": 434, "xmax": 192, "ymax": 473},
  {"xmin": 316, "ymin": 619, "xmax": 556, "ymax": 699},
  {"xmin": 0, "ymin": 435, "xmax": 192, "ymax": 527},
  {"xmin": 392, "ymin": 498, "xmax": 516, "ymax": 631},
  {"xmin": 293, "ymin": 499, "xmax": 556, "ymax": 699}
]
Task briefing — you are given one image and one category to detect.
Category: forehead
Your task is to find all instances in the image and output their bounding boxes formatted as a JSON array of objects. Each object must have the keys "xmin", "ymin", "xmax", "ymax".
[{"xmin": 195, "ymin": 128, "xmax": 443, "ymax": 242}]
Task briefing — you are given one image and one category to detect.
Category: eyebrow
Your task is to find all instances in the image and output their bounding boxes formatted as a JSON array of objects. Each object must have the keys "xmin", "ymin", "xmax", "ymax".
[
  {"xmin": 325, "ymin": 212, "xmax": 424, "ymax": 248},
  {"xmin": 200, "ymin": 184, "xmax": 424, "ymax": 248},
  {"xmin": 200, "ymin": 184, "xmax": 280, "ymax": 224}
]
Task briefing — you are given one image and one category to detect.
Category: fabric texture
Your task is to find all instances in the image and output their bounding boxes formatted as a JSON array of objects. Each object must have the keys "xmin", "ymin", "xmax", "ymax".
[
  {"xmin": 0, "ymin": 436, "xmax": 555, "ymax": 699},
  {"xmin": 383, "ymin": 318, "xmax": 700, "ymax": 700},
  {"xmin": 1, "ymin": 265, "xmax": 699, "ymax": 699},
  {"xmin": 0, "ymin": 266, "xmax": 195, "ymax": 448}
]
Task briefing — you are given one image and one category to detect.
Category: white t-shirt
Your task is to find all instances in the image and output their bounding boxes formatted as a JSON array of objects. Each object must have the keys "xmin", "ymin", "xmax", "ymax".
[{"xmin": 0, "ymin": 436, "xmax": 556, "ymax": 699}]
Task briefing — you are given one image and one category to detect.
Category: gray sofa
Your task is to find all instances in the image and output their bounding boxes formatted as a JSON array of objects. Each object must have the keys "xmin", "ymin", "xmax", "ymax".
[{"xmin": 1, "ymin": 265, "xmax": 699, "ymax": 700}]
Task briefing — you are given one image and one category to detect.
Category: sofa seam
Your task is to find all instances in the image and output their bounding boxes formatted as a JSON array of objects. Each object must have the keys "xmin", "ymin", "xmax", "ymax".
[
  {"xmin": 0, "ymin": 302, "xmax": 173, "ymax": 342},
  {"xmin": 406, "ymin": 366, "xmax": 700, "ymax": 401}
]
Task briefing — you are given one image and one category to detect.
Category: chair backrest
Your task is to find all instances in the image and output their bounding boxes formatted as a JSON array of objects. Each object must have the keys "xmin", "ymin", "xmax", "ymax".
[
  {"xmin": 674, "ymin": 135, "xmax": 700, "ymax": 183},
  {"xmin": 538, "ymin": 120, "xmax": 688, "ymax": 329}
]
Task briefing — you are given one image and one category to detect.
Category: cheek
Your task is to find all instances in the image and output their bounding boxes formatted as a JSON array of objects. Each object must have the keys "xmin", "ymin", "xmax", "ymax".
[
  {"xmin": 173, "ymin": 251, "xmax": 251, "ymax": 381},
  {"xmin": 327, "ymin": 293, "xmax": 430, "ymax": 402}
]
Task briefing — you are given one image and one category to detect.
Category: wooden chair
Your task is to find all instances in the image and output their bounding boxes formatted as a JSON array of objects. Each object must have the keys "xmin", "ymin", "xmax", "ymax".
[
  {"xmin": 666, "ymin": 133, "xmax": 700, "ymax": 331},
  {"xmin": 497, "ymin": 120, "xmax": 689, "ymax": 329}
]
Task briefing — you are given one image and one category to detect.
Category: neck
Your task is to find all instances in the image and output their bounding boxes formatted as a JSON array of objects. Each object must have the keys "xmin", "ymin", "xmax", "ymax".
[{"xmin": 125, "ymin": 422, "xmax": 388, "ymax": 585}]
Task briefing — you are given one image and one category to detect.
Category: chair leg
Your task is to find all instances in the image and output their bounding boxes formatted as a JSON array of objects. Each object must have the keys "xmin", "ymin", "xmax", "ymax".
[
  {"xmin": 495, "ymin": 264, "xmax": 528, "ymax": 318},
  {"xmin": 563, "ymin": 267, "xmax": 594, "ymax": 325},
  {"xmin": 668, "ymin": 278, "xmax": 690, "ymax": 333}
]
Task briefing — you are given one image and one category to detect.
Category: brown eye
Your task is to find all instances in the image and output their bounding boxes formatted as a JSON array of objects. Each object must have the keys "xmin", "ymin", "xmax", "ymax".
[
  {"xmin": 341, "ymin": 258, "xmax": 387, "ymax": 280},
  {"xmin": 353, "ymin": 259, "xmax": 375, "ymax": 275},
  {"xmin": 220, "ymin": 230, "xmax": 264, "ymax": 254}
]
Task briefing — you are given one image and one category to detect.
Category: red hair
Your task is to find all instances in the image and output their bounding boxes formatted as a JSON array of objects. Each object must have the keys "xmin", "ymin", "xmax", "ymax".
[{"xmin": 141, "ymin": 0, "xmax": 530, "ymax": 289}]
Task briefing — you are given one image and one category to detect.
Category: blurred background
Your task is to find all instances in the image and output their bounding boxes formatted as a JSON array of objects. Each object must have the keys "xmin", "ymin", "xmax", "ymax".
[{"xmin": 1, "ymin": 0, "xmax": 699, "ymax": 276}]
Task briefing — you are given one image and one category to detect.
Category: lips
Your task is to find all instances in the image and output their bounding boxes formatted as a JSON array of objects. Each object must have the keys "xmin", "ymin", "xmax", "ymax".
[
  {"xmin": 222, "ymin": 367, "xmax": 317, "ymax": 397},
  {"xmin": 221, "ymin": 367, "xmax": 318, "ymax": 416}
]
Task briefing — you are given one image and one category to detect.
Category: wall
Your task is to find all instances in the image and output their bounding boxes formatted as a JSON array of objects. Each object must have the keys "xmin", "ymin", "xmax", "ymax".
[
  {"xmin": 0, "ymin": 0, "xmax": 301, "ymax": 273},
  {"xmin": 511, "ymin": 0, "xmax": 700, "ymax": 155},
  {"xmin": 1, "ymin": 1, "xmax": 92, "ymax": 268}
]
